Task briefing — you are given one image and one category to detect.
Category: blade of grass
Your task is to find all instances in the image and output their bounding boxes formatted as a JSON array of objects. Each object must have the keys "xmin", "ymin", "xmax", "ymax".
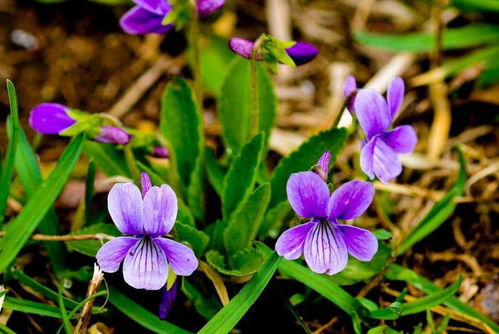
[
  {"xmin": 12, "ymin": 128, "xmax": 66, "ymax": 274},
  {"xmin": 0, "ymin": 134, "xmax": 84, "ymax": 272},
  {"xmin": 0, "ymin": 323, "xmax": 16, "ymax": 334},
  {"xmin": 198, "ymin": 250, "xmax": 281, "ymax": 334},
  {"xmin": 56, "ymin": 291, "xmax": 107, "ymax": 334},
  {"xmin": 0, "ymin": 80, "xmax": 20, "ymax": 224},
  {"xmin": 108, "ymin": 286, "xmax": 192, "ymax": 334},
  {"xmin": 58, "ymin": 284, "xmax": 73, "ymax": 334},
  {"xmin": 3, "ymin": 297, "xmax": 65, "ymax": 318},
  {"xmin": 84, "ymin": 160, "xmax": 95, "ymax": 226},
  {"xmin": 367, "ymin": 276, "xmax": 462, "ymax": 320}
]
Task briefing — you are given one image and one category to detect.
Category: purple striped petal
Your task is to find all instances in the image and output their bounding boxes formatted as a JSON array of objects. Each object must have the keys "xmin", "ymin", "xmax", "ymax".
[
  {"xmin": 286, "ymin": 171, "xmax": 329, "ymax": 219},
  {"xmin": 361, "ymin": 137, "xmax": 402, "ymax": 183},
  {"xmin": 197, "ymin": 0, "xmax": 224, "ymax": 17},
  {"xmin": 120, "ymin": 5, "xmax": 173, "ymax": 35},
  {"xmin": 141, "ymin": 172, "xmax": 152, "ymax": 198},
  {"xmin": 354, "ymin": 89, "xmax": 391, "ymax": 138},
  {"xmin": 343, "ymin": 75, "xmax": 358, "ymax": 114},
  {"xmin": 327, "ymin": 180, "xmax": 374, "ymax": 221},
  {"xmin": 108, "ymin": 183, "xmax": 144, "ymax": 235},
  {"xmin": 339, "ymin": 225, "xmax": 378, "ymax": 261},
  {"xmin": 94, "ymin": 126, "xmax": 132, "ymax": 145},
  {"xmin": 133, "ymin": 0, "xmax": 168, "ymax": 15},
  {"xmin": 122, "ymin": 237, "xmax": 168, "ymax": 290},
  {"xmin": 29, "ymin": 103, "xmax": 76, "ymax": 135},
  {"xmin": 96, "ymin": 237, "xmax": 139, "ymax": 273},
  {"xmin": 303, "ymin": 222, "xmax": 348, "ymax": 275},
  {"xmin": 228, "ymin": 37, "xmax": 255, "ymax": 59},
  {"xmin": 285, "ymin": 42, "xmax": 318, "ymax": 66},
  {"xmin": 275, "ymin": 221, "xmax": 317, "ymax": 260},
  {"xmin": 154, "ymin": 238, "xmax": 198, "ymax": 276},
  {"xmin": 387, "ymin": 77, "xmax": 404, "ymax": 120},
  {"xmin": 317, "ymin": 151, "xmax": 330, "ymax": 175},
  {"xmin": 142, "ymin": 185, "xmax": 178, "ymax": 236},
  {"xmin": 381, "ymin": 125, "xmax": 417, "ymax": 154}
]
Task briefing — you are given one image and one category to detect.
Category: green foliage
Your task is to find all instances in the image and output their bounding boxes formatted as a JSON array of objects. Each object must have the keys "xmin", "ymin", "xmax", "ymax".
[
  {"xmin": 108, "ymin": 286, "xmax": 192, "ymax": 334},
  {"xmin": 206, "ymin": 248, "xmax": 265, "ymax": 277},
  {"xmin": 83, "ymin": 141, "xmax": 130, "ymax": 177},
  {"xmin": 160, "ymin": 77, "xmax": 204, "ymax": 218},
  {"xmin": 258, "ymin": 200, "xmax": 291, "ymax": 239},
  {"xmin": 3, "ymin": 297, "xmax": 68, "ymax": 318},
  {"xmin": 66, "ymin": 223, "xmax": 120, "ymax": 257},
  {"xmin": 182, "ymin": 279, "xmax": 222, "ymax": 320},
  {"xmin": 205, "ymin": 147, "xmax": 225, "ymax": 197},
  {"xmin": 222, "ymin": 133, "xmax": 264, "ymax": 220},
  {"xmin": 452, "ymin": 0, "xmax": 499, "ymax": 12},
  {"xmin": 198, "ymin": 251, "xmax": 280, "ymax": 334},
  {"xmin": 219, "ymin": 58, "xmax": 276, "ymax": 153},
  {"xmin": 0, "ymin": 135, "xmax": 84, "ymax": 272},
  {"xmin": 269, "ymin": 128, "xmax": 347, "ymax": 208},
  {"xmin": 175, "ymin": 221, "xmax": 210, "ymax": 256}
]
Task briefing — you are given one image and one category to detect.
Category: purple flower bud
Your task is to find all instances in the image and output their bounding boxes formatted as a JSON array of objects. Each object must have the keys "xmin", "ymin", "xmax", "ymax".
[
  {"xmin": 141, "ymin": 172, "xmax": 152, "ymax": 198},
  {"xmin": 228, "ymin": 37, "xmax": 318, "ymax": 66},
  {"xmin": 94, "ymin": 126, "xmax": 132, "ymax": 145},
  {"xmin": 316, "ymin": 151, "xmax": 330, "ymax": 180},
  {"xmin": 197, "ymin": 0, "xmax": 224, "ymax": 18},
  {"xmin": 158, "ymin": 280, "xmax": 178, "ymax": 320},
  {"xmin": 343, "ymin": 75, "xmax": 358, "ymax": 114},
  {"xmin": 29, "ymin": 103, "xmax": 76, "ymax": 135},
  {"xmin": 152, "ymin": 145, "xmax": 169, "ymax": 158}
]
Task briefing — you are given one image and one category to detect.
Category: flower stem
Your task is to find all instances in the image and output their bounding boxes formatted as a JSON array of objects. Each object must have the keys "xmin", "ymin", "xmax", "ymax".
[
  {"xmin": 0, "ymin": 231, "xmax": 114, "ymax": 241},
  {"xmin": 189, "ymin": 3, "xmax": 202, "ymax": 109},
  {"xmin": 123, "ymin": 145, "xmax": 141, "ymax": 184},
  {"xmin": 249, "ymin": 37, "xmax": 264, "ymax": 138}
]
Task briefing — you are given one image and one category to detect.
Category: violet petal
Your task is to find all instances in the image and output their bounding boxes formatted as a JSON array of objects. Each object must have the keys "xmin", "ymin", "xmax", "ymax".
[
  {"xmin": 286, "ymin": 171, "xmax": 329, "ymax": 219},
  {"xmin": 154, "ymin": 238, "xmax": 198, "ymax": 276},
  {"xmin": 142, "ymin": 185, "xmax": 178, "ymax": 236},
  {"xmin": 108, "ymin": 183, "xmax": 144, "ymax": 235},
  {"xmin": 372, "ymin": 138, "xmax": 402, "ymax": 183},
  {"xmin": 360, "ymin": 137, "xmax": 377, "ymax": 180},
  {"xmin": 317, "ymin": 151, "xmax": 330, "ymax": 176},
  {"xmin": 158, "ymin": 280, "xmax": 178, "ymax": 320},
  {"xmin": 387, "ymin": 77, "xmax": 404, "ymax": 120},
  {"xmin": 141, "ymin": 172, "xmax": 152, "ymax": 198},
  {"xmin": 122, "ymin": 237, "xmax": 169, "ymax": 290},
  {"xmin": 29, "ymin": 103, "xmax": 76, "ymax": 135},
  {"xmin": 197, "ymin": 0, "xmax": 224, "ymax": 18},
  {"xmin": 133, "ymin": 0, "xmax": 168, "ymax": 15},
  {"xmin": 120, "ymin": 5, "xmax": 173, "ymax": 35},
  {"xmin": 94, "ymin": 126, "xmax": 132, "ymax": 145},
  {"xmin": 339, "ymin": 225, "xmax": 378, "ymax": 261},
  {"xmin": 152, "ymin": 145, "xmax": 169, "ymax": 158},
  {"xmin": 303, "ymin": 222, "xmax": 348, "ymax": 275},
  {"xmin": 354, "ymin": 89, "xmax": 391, "ymax": 139},
  {"xmin": 327, "ymin": 180, "xmax": 374, "ymax": 221},
  {"xmin": 285, "ymin": 42, "xmax": 318, "ymax": 66},
  {"xmin": 343, "ymin": 75, "xmax": 358, "ymax": 114},
  {"xmin": 275, "ymin": 221, "xmax": 317, "ymax": 260},
  {"xmin": 228, "ymin": 37, "xmax": 254, "ymax": 59},
  {"xmin": 381, "ymin": 125, "xmax": 417, "ymax": 154},
  {"xmin": 96, "ymin": 237, "xmax": 139, "ymax": 273}
]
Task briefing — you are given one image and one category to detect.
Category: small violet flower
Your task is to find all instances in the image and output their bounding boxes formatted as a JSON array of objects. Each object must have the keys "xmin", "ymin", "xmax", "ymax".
[
  {"xmin": 354, "ymin": 78, "xmax": 417, "ymax": 183},
  {"xmin": 96, "ymin": 172, "xmax": 198, "ymax": 290},
  {"xmin": 94, "ymin": 125, "xmax": 132, "ymax": 145},
  {"xmin": 29, "ymin": 103, "xmax": 76, "ymax": 135},
  {"xmin": 313, "ymin": 151, "xmax": 330, "ymax": 182},
  {"xmin": 151, "ymin": 145, "xmax": 170, "ymax": 158},
  {"xmin": 158, "ymin": 280, "xmax": 178, "ymax": 319},
  {"xmin": 120, "ymin": 0, "xmax": 224, "ymax": 35},
  {"xmin": 275, "ymin": 172, "xmax": 378, "ymax": 275},
  {"xmin": 228, "ymin": 37, "xmax": 318, "ymax": 66}
]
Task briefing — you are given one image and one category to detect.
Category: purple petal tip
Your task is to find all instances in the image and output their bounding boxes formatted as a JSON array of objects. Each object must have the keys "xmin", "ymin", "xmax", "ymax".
[
  {"xmin": 228, "ymin": 37, "xmax": 255, "ymax": 59},
  {"xmin": 141, "ymin": 172, "xmax": 152, "ymax": 197},
  {"xmin": 152, "ymin": 145, "xmax": 169, "ymax": 158},
  {"xmin": 29, "ymin": 103, "xmax": 76, "ymax": 135},
  {"xmin": 285, "ymin": 42, "xmax": 318, "ymax": 65},
  {"xmin": 94, "ymin": 126, "xmax": 132, "ymax": 145},
  {"xmin": 197, "ymin": 0, "xmax": 224, "ymax": 17}
]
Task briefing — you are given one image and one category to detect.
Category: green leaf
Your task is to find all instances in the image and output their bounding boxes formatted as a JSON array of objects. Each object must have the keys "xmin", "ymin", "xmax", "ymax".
[
  {"xmin": 367, "ymin": 276, "xmax": 462, "ymax": 320},
  {"xmin": 182, "ymin": 279, "xmax": 221, "ymax": 320},
  {"xmin": 83, "ymin": 141, "xmax": 130, "ymax": 177},
  {"xmin": 397, "ymin": 149, "xmax": 466, "ymax": 255},
  {"xmin": 0, "ymin": 135, "xmax": 83, "ymax": 272},
  {"xmin": 373, "ymin": 229, "xmax": 392, "ymax": 240},
  {"xmin": 205, "ymin": 147, "xmax": 225, "ymax": 197},
  {"xmin": 198, "ymin": 251, "xmax": 280, "ymax": 334},
  {"xmin": 222, "ymin": 133, "xmax": 264, "ymax": 220},
  {"xmin": 108, "ymin": 286, "xmax": 192, "ymax": 334},
  {"xmin": 0, "ymin": 324, "xmax": 16, "ymax": 334},
  {"xmin": 329, "ymin": 243, "xmax": 391, "ymax": 286},
  {"xmin": 12, "ymin": 128, "xmax": 66, "ymax": 274},
  {"xmin": 84, "ymin": 160, "xmax": 96, "ymax": 226},
  {"xmin": 259, "ymin": 244, "xmax": 365, "ymax": 333},
  {"xmin": 175, "ymin": 222, "xmax": 210, "ymax": 256},
  {"xmin": 224, "ymin": 184, "xmax": 270, "ymax": 254},
  {"xmin": 160, "ymin": 77, "xmax": 204, "ymax": 218},
  {"xmin": 269, "ymin": 128, "xmax": 347, "ymax": 208},
  {"xmin": 386, "ymin": 264, "xmax": 499, "ymax": 333},
  {"xmin": 356, "ymin": 24, "xmax": 499, "ymax": 52},
  {"xmin": 57, "ymin": 284, "xmax": 73, "ymax": 334},
  {"xmin": 258, "ymin": 200, "xmax": 291, "ymax": 239},
  {"xmin": 66, "ymin": 223, "xmax": 120, "ymax": 257},
  {"xmin": 228, "ymin": 248, "xmax": 266, "ymax": 276},
  {"xmin": 0, "ymin": 80, "xmax": 20, "ymax": 223},
  {"xmin": 3, "ymin": 297, "xmax": 65, "ymax": 318},
  {"xmin": 219, "ymin": 58, "xmax": 276, "ymax": 153},
  {"xmin": 367, "ymin": 326, "xmax": 387, "ymax": 334},
  {"xmin": 452, "ymin": 0, "xmax": 499, "ymax": 13}
]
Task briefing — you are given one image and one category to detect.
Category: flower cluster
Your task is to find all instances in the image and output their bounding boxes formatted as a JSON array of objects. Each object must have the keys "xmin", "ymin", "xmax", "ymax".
[{"xmin": 96, "ymin": 172, "xmax": 198, "ymax": 290}]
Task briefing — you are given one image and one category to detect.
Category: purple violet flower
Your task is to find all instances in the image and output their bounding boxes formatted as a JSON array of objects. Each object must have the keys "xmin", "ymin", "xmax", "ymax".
[
  {"xmin": 275, "ymin": 172, "xmax": 378, "ymax": 275},
  {"xmin": 228, "ymin": 37, "xmax": 318, "ymax": 66},
  {"xmin": 343, "ymin": 75, "xmax": 358, "ymax": 114},
  {"xmin": 314, "ymin": 151, "xmax": 330, "ymax": 182},
  {"xmin": 94, "ymin": 125, "xmax": 132, "ymax": 145},
  {"xmin": 120, "ymin": 0, "xmax": 224, "ymax": 35},
  {"xmin": 355, "ymin": 78, "xmax": 417, "ymax": 183},
  {"xmin": 158, "ymin": 280, "xmax": 178, "ymax": 319},
  {"xmin": 29, "ymin": 103, "xmax": 76, "ymax": 135},
  {"xmin": 96, "ymin": 172, "xmax": 198, "ymax": 290},
  {"xmin": 152, "ymin": 145, "xmax": 170, "ymax": 158}
]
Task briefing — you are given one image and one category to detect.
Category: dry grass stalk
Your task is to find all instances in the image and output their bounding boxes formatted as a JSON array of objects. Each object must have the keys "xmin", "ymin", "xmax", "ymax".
[
  {"xmin": 199, "ymin": 261, "xmax": 230, "ymax": 306},
  {"xmin": 74, "ymin": 264, "xmax": 104, "ymax": 333}
]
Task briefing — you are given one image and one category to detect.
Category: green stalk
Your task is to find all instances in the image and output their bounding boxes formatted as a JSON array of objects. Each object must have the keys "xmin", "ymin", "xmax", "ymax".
[{"xmin": 249, "ymin": 37, "xmax": 264, "ymax": 139}]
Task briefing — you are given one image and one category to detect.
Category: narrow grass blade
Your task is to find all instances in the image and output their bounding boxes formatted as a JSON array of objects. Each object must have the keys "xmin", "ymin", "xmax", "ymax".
[
  {"xmin": 3, "ymin": 297, "xmax": 65, "ymax": 318},
  {"xmin": 84, "ymin": 160, "xmax": 95, "ymax": 226},
  {"xmin": 108, "ymin": 286, "xmax": 192, "ymax": 334},
  {"xmin": 0, "ymin": 134, "xmax": 84, "ymax": 272},
  {"xmin": 198, "ymin": 251, "xmax": 281, "ymax": 334},
  {"xmin": 0, "ymin": 80, "xmax": 20, "ymax": 223},
  {"xmin": 57, "ymin": 284, "xmax": 73, "ymax": 333}
]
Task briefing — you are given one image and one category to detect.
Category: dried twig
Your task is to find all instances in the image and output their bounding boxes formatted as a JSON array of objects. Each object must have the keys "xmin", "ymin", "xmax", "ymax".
[
  {"xmin": 0, "ymin": 232, "xmax": 114, "ymax": 241},
  {"xmin": 74, "ymin": 264, "xmax": 104, "ymax": 333}
]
